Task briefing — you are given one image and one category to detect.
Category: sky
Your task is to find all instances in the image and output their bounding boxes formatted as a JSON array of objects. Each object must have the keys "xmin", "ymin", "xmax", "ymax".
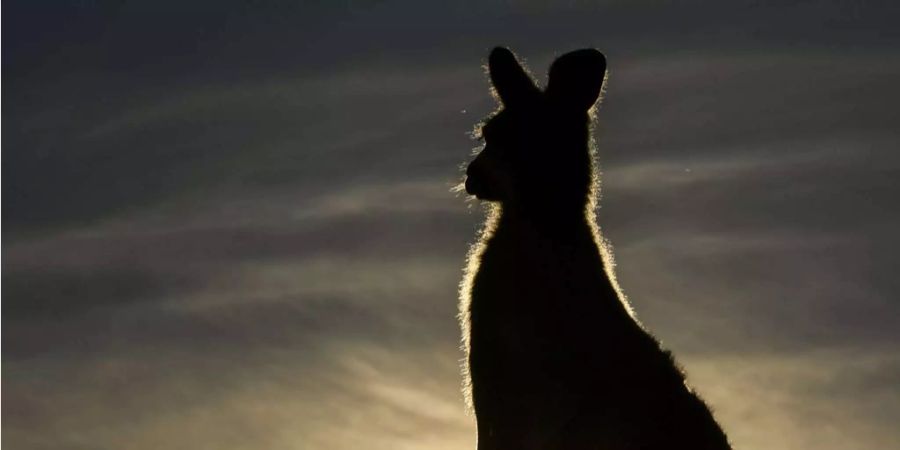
[{"xmin": 4, "ymin": 1, "xmax": 900, "ymax": 449}]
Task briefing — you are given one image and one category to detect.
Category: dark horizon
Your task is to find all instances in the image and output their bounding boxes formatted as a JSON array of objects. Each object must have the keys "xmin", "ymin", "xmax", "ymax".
[{"xmin": 4, "ymin": 2, "xmax": 900, "ymax": 449}]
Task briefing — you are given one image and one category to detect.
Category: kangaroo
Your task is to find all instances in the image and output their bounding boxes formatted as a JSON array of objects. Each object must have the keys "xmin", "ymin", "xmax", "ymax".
[{"xmin": 459, "ymin": 47, "xmax": 731, "ymax": 450}]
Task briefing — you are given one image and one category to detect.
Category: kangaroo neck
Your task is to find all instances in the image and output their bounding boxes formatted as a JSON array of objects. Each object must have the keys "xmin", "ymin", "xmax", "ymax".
[{"xmin": 496, "ymin": 202, "xmax": 596, "ymax": 246}]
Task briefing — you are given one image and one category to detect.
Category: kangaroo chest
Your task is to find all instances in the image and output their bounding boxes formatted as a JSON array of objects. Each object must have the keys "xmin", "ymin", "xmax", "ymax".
[{"xmin": 467, "ymin": 222, "xmax": 621, "ymax": 354}]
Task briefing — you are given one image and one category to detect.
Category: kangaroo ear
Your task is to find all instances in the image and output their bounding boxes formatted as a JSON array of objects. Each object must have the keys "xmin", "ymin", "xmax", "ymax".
[
  {"xmin": 488, "ymin": 47, "xmax": 540, "ymax": 107},
  {"xmin": 546, "ymin": 49, "xmax": 607, "ymax": 112}
]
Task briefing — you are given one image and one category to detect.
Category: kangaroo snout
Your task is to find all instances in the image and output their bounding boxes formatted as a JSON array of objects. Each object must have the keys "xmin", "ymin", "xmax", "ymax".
[{"xmin": 465, "ymin": 156, "xmax": 502, "ymax": 200}]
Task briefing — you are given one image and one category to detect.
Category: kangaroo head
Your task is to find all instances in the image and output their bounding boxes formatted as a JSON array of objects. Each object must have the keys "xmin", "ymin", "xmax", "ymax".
[{"xmin": 465, "ymin": 47, "xmax": 607, "ymax": 215}]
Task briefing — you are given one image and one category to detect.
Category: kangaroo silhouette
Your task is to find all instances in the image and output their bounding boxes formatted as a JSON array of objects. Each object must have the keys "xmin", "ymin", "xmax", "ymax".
[{"xmin": 459, "ymin": 47, "xmax": 731, "ymax": 450}]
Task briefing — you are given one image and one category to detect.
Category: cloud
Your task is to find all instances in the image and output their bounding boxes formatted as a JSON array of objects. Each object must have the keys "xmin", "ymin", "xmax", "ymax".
[
  {"xmin": 2, "ymin": 265, "xmax": 195, "ymax": 321},
  {"xmin": 4, "ymin": 229, "xmax": 471, "ymax": 448},
  {"xmin": 689, "ymin": 348, "xmax": 900, "ymax": 450},
  {"xmin": 4, "ymin": 59, "xmax": 482, "ymax": 235},
  {"xmin": 3, "ymin": 339, "xmax": 473, "ymax": 450},
  {"xmin": 598, "ymin": 53, "xmax": 900, "ymax": 162}
]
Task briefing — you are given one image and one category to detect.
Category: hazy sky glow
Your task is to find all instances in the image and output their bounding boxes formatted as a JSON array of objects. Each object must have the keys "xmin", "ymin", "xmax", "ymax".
[{"xmin": 4, "ymin": 1, "xmax": 900, "ymax": 449}]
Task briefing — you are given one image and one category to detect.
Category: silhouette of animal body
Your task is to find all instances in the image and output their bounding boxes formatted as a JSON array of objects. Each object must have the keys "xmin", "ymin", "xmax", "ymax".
[{"xmin": 459, "ymin": 47, "xmax": 731, "ymax": 450}]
